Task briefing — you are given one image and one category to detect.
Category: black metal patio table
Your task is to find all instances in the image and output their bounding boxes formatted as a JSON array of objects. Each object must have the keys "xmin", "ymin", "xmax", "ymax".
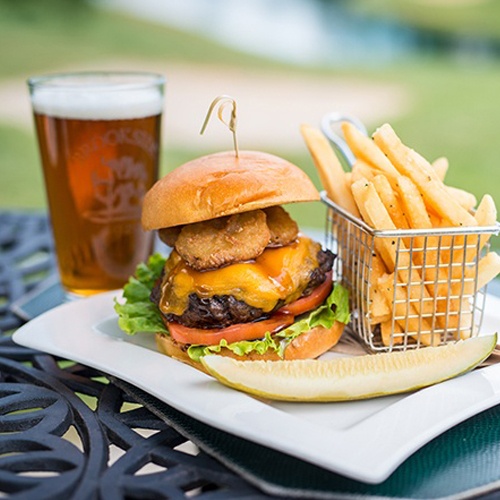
[
  {"xmin": 3, "ymin": 210, "xmax": 500, "ymax": 500},
  {"xmin": 0, "ymin": 211, "xmax": 276, "ymax": 499}
]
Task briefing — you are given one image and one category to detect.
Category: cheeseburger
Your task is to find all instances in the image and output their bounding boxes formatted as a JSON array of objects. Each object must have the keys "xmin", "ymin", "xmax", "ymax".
[{"xmin": 116, "ymin": 150, "xmax": 350, "ymax": 367}]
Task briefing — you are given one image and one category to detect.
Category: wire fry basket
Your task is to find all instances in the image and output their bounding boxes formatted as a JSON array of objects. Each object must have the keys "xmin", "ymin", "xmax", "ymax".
[{"xmin": 323, "ymin": 193, "xmax": 500, "ymax": 351}]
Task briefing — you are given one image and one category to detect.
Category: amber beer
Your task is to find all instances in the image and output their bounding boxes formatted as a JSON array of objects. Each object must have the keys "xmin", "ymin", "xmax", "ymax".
[{"xmin": 29, "ymin": 73, "xmax": 164, "ymax": 297}]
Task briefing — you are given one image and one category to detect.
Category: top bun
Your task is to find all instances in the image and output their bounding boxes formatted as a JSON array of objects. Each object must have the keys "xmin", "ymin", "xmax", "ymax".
[{"xmin": 142, "ymin": 150, "xmax": 320, "ymax": 230}]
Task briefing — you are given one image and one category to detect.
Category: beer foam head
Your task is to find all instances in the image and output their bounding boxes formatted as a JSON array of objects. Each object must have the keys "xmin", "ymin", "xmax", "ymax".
[{"xmin": 30, "ymin": 73, "xmax": 164, "ymax": 120}]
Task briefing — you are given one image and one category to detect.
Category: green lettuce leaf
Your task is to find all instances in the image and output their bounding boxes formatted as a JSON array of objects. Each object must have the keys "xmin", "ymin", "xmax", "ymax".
[
  {"xmin": 188, "ymin": 331, "xmax": 280, "ymax": 362},
  {"xmin": 114, "ymin": 253, "xmax": 168, "ymax": 334}
]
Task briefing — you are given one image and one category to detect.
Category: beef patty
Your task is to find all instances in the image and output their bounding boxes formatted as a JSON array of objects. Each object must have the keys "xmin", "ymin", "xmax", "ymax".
[{"xmin": 151, "ymin": 249, "xmax": 335, "ymax": 330}]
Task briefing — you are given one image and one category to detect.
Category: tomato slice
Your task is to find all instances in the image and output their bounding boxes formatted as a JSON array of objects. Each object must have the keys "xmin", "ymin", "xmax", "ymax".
[
  {"xmin": 278, "ymin": 271, "xmax": 333, "ymax": 317},
  {"xmin": 168, "ymin": 313, "xmax": 294, "ymax": 346}
]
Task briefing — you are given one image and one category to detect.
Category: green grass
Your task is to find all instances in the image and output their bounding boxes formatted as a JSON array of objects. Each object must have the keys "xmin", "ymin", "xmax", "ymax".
[
  {"xmin": 1, "ymin": 1, "xmax": 500, "ymax": 239},
  {"xmin": 349, "ymin": 0, "xmax": 500, "ymax": 40},
  {"xmin": 0, "ymin": 1, "xmax": 285, "ymax": 79},
  {"xmin": 0, "ymin": 124, "xmax": 45, "ymax": 208}
]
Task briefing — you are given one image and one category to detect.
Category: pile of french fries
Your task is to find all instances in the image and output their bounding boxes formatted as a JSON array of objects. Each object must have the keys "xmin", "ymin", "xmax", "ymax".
[{"xmin": 301, "ymin": 122, "xmax": 500, "ymax": 349}]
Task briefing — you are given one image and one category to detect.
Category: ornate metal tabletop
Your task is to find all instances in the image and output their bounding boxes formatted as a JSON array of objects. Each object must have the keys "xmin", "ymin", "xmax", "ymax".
[
  {"xmin": 0, "ymin": 211, "xmax": 270, "ymax": 499},
  {"xmin": 4, "ymin": 211, "xmax": 500, "ymax": 500}
]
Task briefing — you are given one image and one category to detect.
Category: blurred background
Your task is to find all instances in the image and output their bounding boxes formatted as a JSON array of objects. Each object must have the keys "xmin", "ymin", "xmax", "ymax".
[{"xmin": 1, "ymin": 0, "xmax": 499, "ymax": 231}]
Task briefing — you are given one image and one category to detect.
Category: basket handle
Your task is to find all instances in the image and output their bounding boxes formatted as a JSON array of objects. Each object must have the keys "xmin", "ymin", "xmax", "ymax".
[{"xmin": 321, "ymin": 112, "xmax": 368, "ymax": 168}]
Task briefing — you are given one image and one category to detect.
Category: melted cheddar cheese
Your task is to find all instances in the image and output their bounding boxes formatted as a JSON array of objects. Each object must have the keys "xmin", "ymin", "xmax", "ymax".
[{"xmin": 159, "ymin": 235, "xmax": 320, "ymax": 316}]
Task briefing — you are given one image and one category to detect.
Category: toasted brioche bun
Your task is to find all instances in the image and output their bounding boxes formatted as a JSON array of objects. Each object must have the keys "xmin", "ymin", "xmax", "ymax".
[
  {"xmin": 155, "ymin": 321, "xmax": 345, "ymax": 372},
  {"xmin": 142, "ymin": 150, "xmax": 319, "ymax": 230}
]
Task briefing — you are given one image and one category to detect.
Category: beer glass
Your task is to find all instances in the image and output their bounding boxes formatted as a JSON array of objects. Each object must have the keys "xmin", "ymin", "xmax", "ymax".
[{"xmin": 28, "ymin": 72, "xmax": 165, "ymax": 298}]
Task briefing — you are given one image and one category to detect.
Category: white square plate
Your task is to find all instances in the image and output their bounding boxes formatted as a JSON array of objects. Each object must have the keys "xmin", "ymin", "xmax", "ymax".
[{"xmin": 12, "ymin": 292, "xmax": 500, "ymax": 484}]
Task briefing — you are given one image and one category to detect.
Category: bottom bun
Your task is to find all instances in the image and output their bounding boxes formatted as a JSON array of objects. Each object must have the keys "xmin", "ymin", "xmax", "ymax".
[{"xmin": 155, "ymin": 321, "xmax": 345, "ymax": 371}]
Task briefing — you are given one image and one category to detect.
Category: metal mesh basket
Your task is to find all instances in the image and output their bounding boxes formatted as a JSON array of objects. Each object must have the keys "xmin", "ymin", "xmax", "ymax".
[{"xmin": 323, "ymin": 192, "xmax": 500, "ymax": 351}]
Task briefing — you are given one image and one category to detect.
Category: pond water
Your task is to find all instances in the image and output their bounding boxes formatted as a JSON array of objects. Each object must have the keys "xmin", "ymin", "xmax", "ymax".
[{"xmin": 103, "ymin": 0, "xmax": 497, "ymax": 66}]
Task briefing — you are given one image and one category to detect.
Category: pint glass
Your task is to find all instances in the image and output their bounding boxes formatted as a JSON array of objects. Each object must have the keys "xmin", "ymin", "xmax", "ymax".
[{"xmin": 28, "ymin": 72, "xmax": 165, "ymax": 297}]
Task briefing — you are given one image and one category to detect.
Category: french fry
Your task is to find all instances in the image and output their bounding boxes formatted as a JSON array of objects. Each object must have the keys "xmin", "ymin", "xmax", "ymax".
[
  {"xmin": 432, "ymin": 157, "xmax": 449, "ymax": 181},
  {"xmin": 351, "ymin": 159, "xmax": 376, "ymax": 183},
  {"xmin": 396, "ymin": 176, "xmax": 431, "ymax": 230},
  {"xmin": 378, "ymin": 273, "xmax": 439, "ymax": 346},
  {"xmin": 455, "ymin": 195, "xmax": 497, "ymax": 291},
  {"xmin": 394, "ymin": 175, "xmax": 454, "ymax": 329},
  {"xmin": 372, "ymin": 174, "xmax": 410, "ymax": 232},
  {"xmin": 456, "ymin": 300, "xmax": 473, "ymax": 340},
  {"xmin": 475, "ymin": 194, "xmax": 498, "ymax": 253},
  {"xmin": 300, "ymin": 124, "xmax": 360, "ymax": 217},
  {"xmin": 351, "ymin": 179, "xmax": 435, "ymax": 318},
  {"xmin": 438, "ymin": 294, "xmax": 474, "ymax": 341},
  {"xmin": 370, "ymin": 314, "xmax": 392, "ymax": 326},
  {"xmin": 476, "ymin": 194, "xmax": 497, "ymax": 226},
  {"xmin": 431, "ymin": 191, "xmax": 484, "ymax": 268},
  {"xmin": 463, "ymin": 250, "xmax": 500, "ymax": 338},
  {"xmin": 345, "ymin": 171, "xmax": 352, "ymax": 186},
  {"xmin": 395, "ymin": 175, "xmax": 434, "ymax": 263},
  {"xmin": 373, "ymin": 125, "xmax": 483, "ymax": 332},
  {"xmin": 372, "ymin": 175, "xmax": 470, "ymax": 338},
  {"xmin": 449, "ymin": 195, "xmax": 498, "ymax": 301},
  {"xmin": 477, "ymin": 251, "xmax": 500, "ymax": 291},
  {"xmin": 434, "ymin": 160, "xmax": 473, "ymax": 213},
  {"xmin": 373, "ymin": 124, "xmax": 477, "ymax": 228},
  {"xmin": 441, "ymin": 194, "xmax": 497, "ymax": 279},
  {"xmin": 446, "ymin": 186, "xmax": 477, "ymax": 212},
  {"xmin": 394, "ymin": 175, "xmax": 440, "ymax": 266},
  {"xmin": 381, "ymin": 318, "xmax": 403, "ymax": 347},
  {"xmin": 369, "ymin": 252, "xmax": 390, "ymax": 320},
  {"xmin": 351, "ymin": 178, "xmax": 406, "ymax": 270},
  {"xmin": 460, "ymin": 251, "xmax": 500, "ymax": 332},
  {"xmin": 342, "ymin": 121, "xmax": 400, "ymax": 179}
]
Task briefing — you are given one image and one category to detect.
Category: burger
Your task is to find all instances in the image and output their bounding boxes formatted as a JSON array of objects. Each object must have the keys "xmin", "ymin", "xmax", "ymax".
[{"xmin": 115, "ymin": 150, "xmax": 350, "ymax": 368}]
